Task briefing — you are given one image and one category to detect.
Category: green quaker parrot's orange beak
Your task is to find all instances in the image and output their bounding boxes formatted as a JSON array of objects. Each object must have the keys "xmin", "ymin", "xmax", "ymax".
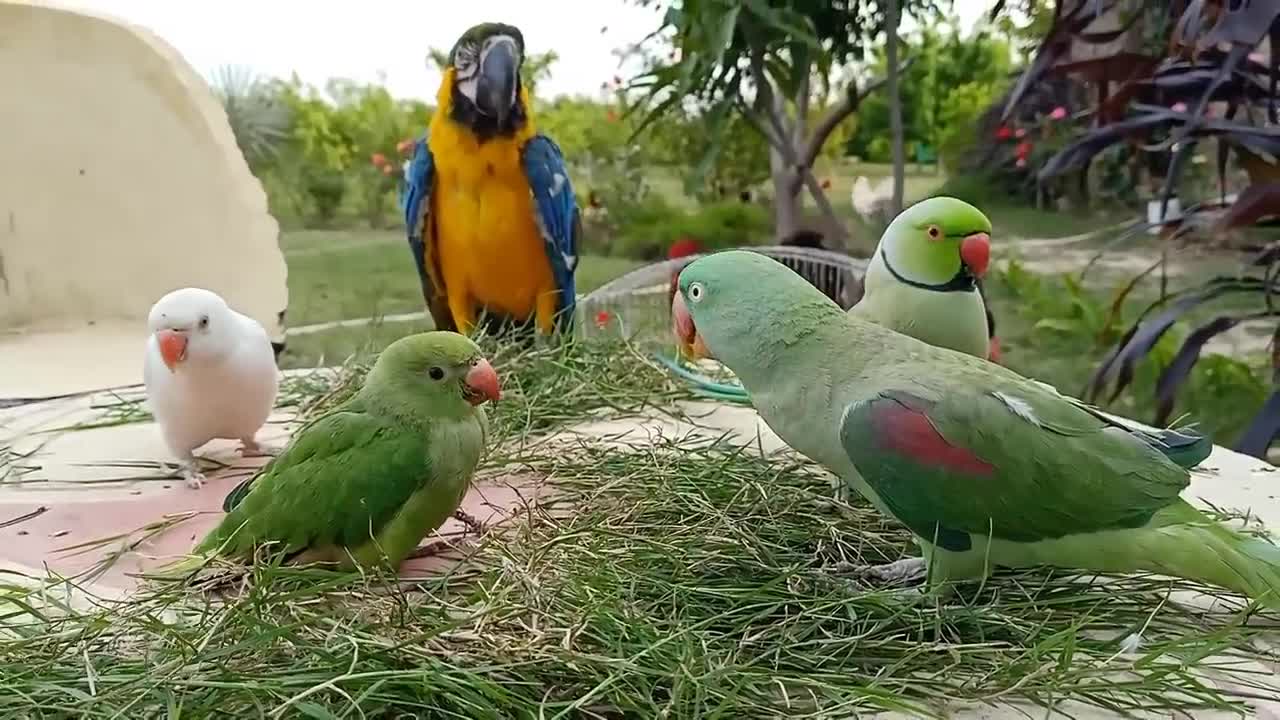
[
  {"xmin": 672, "ymin": 290, "xmax": 711, "ymax": 360},
  {"xmin": 464, "ymin": 358, "xmax": 502, "ymax": 405},
  {"xmin": 156, "ymin": 329, "xmax": 188, "ymax": 372}
]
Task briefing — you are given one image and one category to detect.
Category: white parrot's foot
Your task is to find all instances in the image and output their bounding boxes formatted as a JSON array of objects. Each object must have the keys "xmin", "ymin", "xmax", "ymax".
[
  {"xmin": 834, "ymin": 557, "xmax": 929, "ymax": 587},
  {"xmin": 237, "ymin": 437, "xmax": 279, "ymax": 458},
  {"xmin": 182, "ymin": 465, "xmax": 208, "ymax": 490}
]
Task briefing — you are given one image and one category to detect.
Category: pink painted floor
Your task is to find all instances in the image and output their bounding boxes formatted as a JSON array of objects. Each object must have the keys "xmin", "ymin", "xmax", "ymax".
[{"xmin": 0, "ymin": 382, "xmax": 547, "ymax": 595}]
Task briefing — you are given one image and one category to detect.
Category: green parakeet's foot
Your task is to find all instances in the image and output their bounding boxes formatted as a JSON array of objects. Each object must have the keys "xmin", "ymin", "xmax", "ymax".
[
  {"xmin": 452, "ymin": 509, "xmax": 486, "ymax": 535},
  {"xmin": 833, "ymin": 557, "xmax": 929, "ymax": 587}
]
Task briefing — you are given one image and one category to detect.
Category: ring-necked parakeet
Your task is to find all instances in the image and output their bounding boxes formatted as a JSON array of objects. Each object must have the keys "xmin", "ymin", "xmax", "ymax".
[
  {"xmin": 671, "ymin": 251, "xmax": 1280, "ymax": 603},
  {"xmin": 402, "ymin": 22, "xmax": 580, "ymax": 337},
  {"xmin": 174, "ymin": 332, "xmax": 500, "ymax": 573},
  {"xmin": 668, "ymin": 198, "xmax": 1211, "ymax": 468},
  {"xmin": 143, "ymin": 288, "xmax": 280, "ymax": 489}
]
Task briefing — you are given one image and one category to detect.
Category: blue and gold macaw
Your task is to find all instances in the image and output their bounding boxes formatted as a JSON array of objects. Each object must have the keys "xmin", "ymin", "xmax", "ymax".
[{"xmin": 402, "ymin": 22, "xmax": 580, "ymax": 337}]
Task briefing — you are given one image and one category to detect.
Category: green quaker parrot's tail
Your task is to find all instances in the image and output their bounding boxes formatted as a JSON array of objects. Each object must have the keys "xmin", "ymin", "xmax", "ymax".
[{"xmin": 1133, "ymin": 501, "xmax": 1280, "ymax": 608}]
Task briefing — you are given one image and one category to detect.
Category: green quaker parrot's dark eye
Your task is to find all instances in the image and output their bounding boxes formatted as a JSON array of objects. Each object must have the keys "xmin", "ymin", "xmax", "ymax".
[{"xmin": 428, "ymin": 366, "xmax": 445, "ymax": 381}]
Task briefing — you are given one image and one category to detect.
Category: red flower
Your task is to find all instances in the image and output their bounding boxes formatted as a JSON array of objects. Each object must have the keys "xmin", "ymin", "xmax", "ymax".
[
  {"xmin": 1014, "ymin": 127, "xmax": 1027, "ymax": 139},
  {"xmin": 1015, "ymin": 140, "xmax": 1032, "ymax": 160},
  {"xmin": 1048, "ymin": 106, "xmax": 1067, "ymax": 120},
  {"xmin": 668, "ymin": 237, "xmax": 703, "ymax": 260},
  {"xmin": 371, "ymin": 152, "xmax": 387, "ymax": 167},
  {"xmin": 1172, "ymin": 101, "xmax": 1188, "ymax": 113},
  {"xmin": 595, "ymin": 310, "xmax": 612, "ymax": 328}
]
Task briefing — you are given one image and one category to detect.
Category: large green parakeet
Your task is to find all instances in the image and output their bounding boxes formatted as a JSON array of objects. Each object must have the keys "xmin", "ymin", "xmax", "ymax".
[
  {"xmin": 671, "ymin": 250, "xmax": 1280, "ymax": 603},
  {"xmin": 668, "ymin": 196, "xmax": 1210, "ymax": 469},
  {"xmin": 175, "ymin": 332, "xmax": 500, "ymax": 573}
]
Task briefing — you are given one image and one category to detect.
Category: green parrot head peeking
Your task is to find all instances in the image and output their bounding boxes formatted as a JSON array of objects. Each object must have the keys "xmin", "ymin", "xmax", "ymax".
[
  {"xmin": 446, "ymin": 22, "xmax": 527, "ymax": 137},
  {"xmin": 878, "ymin": 196, "xmax": 992, "ymax": 292}
]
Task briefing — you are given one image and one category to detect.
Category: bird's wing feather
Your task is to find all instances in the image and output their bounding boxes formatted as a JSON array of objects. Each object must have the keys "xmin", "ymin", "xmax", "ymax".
[
  {"xmin": 521, "ymin": 134, "xmax": 580, "ymax": 329},
  {"xmin": 839, "ymin": 371, "xmax": 1189, "ymax": 551},
  {"xmin": 205, "ymin": 410, "xmax": 431, "ymax": 556},
  {"xmin": 401, "ymin": 134, "xmax": 454, "ymax": 330}
]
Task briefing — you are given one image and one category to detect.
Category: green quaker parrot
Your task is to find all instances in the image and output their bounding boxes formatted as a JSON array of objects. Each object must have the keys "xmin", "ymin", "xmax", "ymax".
[
  {"xmin": 667, "ymin": 196, "xmax": 1210, "ymax": 469},
  {"xmin": 671, "ymin": 250, "xmax": 1280, "ymax": 602},
  {"xmin": 171, "ymin": 331, "xmax": 500, "ymax": 574}
]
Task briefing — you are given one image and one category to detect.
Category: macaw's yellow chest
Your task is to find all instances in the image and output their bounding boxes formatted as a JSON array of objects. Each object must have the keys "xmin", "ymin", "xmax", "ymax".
[{"xmin": 428, "ymin": 127, "xmax": 554, "ymax": 324}]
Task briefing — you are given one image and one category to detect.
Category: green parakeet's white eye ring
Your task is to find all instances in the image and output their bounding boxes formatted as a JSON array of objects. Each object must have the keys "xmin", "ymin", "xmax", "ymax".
[
  {"xmin": 926, "ymin": 224, "xmax": 942, "ymax": 241},
  {"xmin": 428, "ymin": 366, "xmax": 445, "ymax": 381},
  {"xmin": 688, "ymin": 282, "xmax": 705, "ymax": 303}
]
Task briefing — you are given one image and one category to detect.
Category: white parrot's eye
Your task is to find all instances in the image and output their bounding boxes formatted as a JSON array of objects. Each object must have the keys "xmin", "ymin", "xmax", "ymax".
[
  {"xmin": 688, "ymin": 282, "xmax": 705, "ymax": 303},
  {"xmin": 198, "ymin": 315, "xmax": 209, "ymax": 330},
  {"xmin": 428, "ymin": 366, "xmax": 445, "ymax": 381}
]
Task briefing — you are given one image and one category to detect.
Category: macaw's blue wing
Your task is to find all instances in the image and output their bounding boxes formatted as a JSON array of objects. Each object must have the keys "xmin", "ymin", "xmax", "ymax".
[
  {"xmin": 400, "ymin": 135, "xmax": 454, "ymax": 331},
  {"xmin": 521, "ymin": 134, "xmax": 581, "ymax": 331}
]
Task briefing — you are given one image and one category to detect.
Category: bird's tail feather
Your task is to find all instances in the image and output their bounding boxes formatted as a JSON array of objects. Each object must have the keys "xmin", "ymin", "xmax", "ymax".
[
  {"xmin": 652, "ymin": 352, "xmax": 752, "ymax": 404},
  {"xmin": 1125, "ymin": 426, "xmax": 1214, "ymax": 469},
  {"xmin": 1134, "ymin": 502, "xmax": 1280, "ymax": 608}
]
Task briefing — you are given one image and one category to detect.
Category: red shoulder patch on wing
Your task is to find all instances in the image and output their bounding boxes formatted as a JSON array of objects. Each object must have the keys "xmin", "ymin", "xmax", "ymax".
[{"xmin": 872, "ymin": 401, "xmax": 996, "ymax": 476}]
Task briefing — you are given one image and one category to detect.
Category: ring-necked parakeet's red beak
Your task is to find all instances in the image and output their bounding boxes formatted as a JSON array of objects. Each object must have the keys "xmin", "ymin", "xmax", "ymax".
[
  {"xmin": 960, "ymin": 232, "xmax": 991, "ymax": 278},
  {"xmin": 157, "ymin": 329, "xmax": 189, "ymax": 372},
  {"xmin": 464, "ymin": 358, "xmax": 502, "ymax": 405},
  {"xmin": 672, "ymin": 290, "xmax": 711, "ymax": 360}
]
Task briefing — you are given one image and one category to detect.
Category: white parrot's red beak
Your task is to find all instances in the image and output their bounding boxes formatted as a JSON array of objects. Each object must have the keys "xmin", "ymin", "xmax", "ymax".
[
  {"xmin": 672, "ymin": 291, "xmax": 711, "ymax": 360},
  {"xmin": 464, "ymin": 358, "xmax": 501, "ymax": 405},
  {"xmin": 960, "ymin": 232, "xmax": 991, "ymax": 278},
  {"xmin": 157, "ymin": 329, "xmax": 189, "ymax": 372}
]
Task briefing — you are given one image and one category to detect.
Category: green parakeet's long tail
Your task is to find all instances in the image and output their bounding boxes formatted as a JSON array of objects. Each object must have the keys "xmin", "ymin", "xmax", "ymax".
[
  {"xmin": 654, "ymin": 352, "xmax": 1213, "ymax": 468},
  {"xmin": 1124, "ymin": 501, "xmax": 1280, "ymax": 608}
]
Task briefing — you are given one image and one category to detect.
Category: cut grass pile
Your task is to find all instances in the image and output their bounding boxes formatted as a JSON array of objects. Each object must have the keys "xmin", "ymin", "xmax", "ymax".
[{"xmin": 2, "ymin": 338, "xmax": 1279, "ymax": 717}]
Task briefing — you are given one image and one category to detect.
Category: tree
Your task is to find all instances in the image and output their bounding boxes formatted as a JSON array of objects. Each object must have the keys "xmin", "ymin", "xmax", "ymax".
[
  {"xmin": 1000, "ymin": 0, "xmax": 1280, "ymax": 457},
  {"xmin": 208, "ymin": 65, "xmax": 291, "ymax": 172},
  {"xmin": 849, "ymin": 26, "xmax": 1013, "ymax": 162},
  {"xmin": 627, "ymin": 0, "xmax": 940, "ymax": 245},
  {"xmin": 885, "ymin": 0, "xmax": 905, "ymax": 214}
]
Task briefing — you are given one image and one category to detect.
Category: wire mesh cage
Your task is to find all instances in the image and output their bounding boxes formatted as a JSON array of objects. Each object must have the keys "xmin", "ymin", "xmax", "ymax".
[{"xmin": 576, "ymin": 246, "xmax": 869, "ymax": 397}]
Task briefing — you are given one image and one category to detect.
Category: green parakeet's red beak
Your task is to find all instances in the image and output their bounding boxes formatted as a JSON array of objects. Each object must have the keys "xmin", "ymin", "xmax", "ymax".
[
  {"xmin": 960, "ymin": 232, "xmax": 991, "ymax": 278},
  {"xmin": 672, "ymin": 290, "xmax": 711, "ymax": 360},
  {"xmin": 157, "ymin": 329, "xmax": 188, "ymax": 372},
  {"xmin": 464, "ymin": 358, "xmax": 502, "ymax": 405}
]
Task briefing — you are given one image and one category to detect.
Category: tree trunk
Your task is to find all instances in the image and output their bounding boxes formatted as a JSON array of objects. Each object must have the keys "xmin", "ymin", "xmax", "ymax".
[
  {"xmin": 886, "ymin": 0, "xmax": 905, "ymax": 215},
  {"xmin": 770, "ymin": 145, "xmax": 801, "ymax": 240}
]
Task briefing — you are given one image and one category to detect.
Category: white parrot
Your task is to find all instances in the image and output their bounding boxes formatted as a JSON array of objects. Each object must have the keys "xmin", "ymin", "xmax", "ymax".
[{"xmin": 143, "ymin": 287, "xmax": 280, "ymax": 489}]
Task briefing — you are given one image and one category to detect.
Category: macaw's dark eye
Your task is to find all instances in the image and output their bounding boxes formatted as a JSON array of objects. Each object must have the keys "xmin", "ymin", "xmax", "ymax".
[{"xmin": 428, "ymin": 366, "xmax": 445, "ymax": 381}]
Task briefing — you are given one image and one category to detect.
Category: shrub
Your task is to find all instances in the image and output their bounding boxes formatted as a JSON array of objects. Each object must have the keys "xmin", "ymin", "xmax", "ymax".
[{"xmin": 607, "ymin": 198, "xmax": 772, "ymax": 260}]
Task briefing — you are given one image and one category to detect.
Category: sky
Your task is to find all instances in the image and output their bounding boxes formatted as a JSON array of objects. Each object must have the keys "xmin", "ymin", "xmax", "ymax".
[{"xmin": 61, "ymin": 0, "xmax": 996, "ymax": 101}]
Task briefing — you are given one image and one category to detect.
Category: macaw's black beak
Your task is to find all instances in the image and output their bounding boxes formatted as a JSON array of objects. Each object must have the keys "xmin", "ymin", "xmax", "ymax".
[{"xmin": 476, "ymin": 39, "xmax": 517, "ymax": 127}]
